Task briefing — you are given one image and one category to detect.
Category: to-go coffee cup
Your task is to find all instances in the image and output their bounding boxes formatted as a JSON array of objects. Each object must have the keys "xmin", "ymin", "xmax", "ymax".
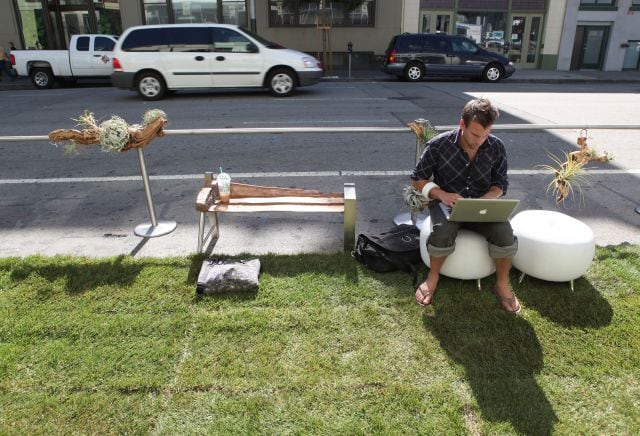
[{"xmin": 217, "ymin": 171, "xmax": 231, "ymax": 202}]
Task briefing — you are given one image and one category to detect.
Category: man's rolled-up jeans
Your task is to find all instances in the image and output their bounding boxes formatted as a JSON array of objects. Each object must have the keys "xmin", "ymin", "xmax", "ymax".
[{"xmin": 426, "ymin": 201, "xmax": 518, "ymax": 259}]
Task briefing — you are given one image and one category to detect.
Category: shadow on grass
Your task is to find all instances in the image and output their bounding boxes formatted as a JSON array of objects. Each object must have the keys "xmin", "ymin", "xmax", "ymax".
[
  {"xmin": 6, "ymin": 255, "xmax": 145, "ymax": 296},
  {"xmin": 514, "ymin": 273, "xmax": 613, "ymax": 328},
  {"xmin": 423, "ymin": 289, "xmax": 558, "ymax": 435}
]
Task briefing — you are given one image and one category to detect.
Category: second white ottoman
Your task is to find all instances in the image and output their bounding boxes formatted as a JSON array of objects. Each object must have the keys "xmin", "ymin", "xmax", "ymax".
[{"xmin": 511, "ymin": 210, "xmax": 595, "ymax": 289}]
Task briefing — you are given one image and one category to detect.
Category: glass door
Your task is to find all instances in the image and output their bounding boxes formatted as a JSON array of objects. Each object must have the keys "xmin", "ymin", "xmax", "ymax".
[
  {"xmin": 420, "ymin": 11, "xmax": 453, "ymax": 34},
  {"xmin": 622, "ymin": 41, "xmax": 640, "ymax": 70},
  {"xmin": 576, "ymin": 26, "xmax": 610, "ymax": 70},
  {"xmin": 508, "ymin": 14, "xmax": 543, "ymax": 68}
]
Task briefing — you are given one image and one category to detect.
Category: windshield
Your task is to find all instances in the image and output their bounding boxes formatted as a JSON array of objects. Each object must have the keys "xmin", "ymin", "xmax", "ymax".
[{"xmin": 240, "ymin": 27, "xmax": 284, "ymax": 49}]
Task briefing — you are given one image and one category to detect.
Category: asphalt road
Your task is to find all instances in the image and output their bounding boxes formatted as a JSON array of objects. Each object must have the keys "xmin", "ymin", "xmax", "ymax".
[{"xmin": 1, "ymin": 80, "xmax": 638, "ymax": 257}]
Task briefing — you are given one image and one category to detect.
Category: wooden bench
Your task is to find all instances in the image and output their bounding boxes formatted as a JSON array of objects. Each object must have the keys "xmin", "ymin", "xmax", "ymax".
[{"xmin": 195, "ymin": 172, "xmax": 356, "ymax": 253}]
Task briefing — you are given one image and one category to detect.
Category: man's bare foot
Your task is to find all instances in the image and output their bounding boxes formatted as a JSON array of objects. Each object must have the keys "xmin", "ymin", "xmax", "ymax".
[
  {"xmin": 493, "ymin": 285, "xmax": 521, "ymax": 314},
  {"xmin": 415, "ymin": 275, "xmax": 439, "ymax": 306}
]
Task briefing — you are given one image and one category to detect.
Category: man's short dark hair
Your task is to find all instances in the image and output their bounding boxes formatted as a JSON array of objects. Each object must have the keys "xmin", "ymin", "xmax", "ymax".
[{"xmin": 461, "ymin": 98, "xmax": 499, "ymax": 128}]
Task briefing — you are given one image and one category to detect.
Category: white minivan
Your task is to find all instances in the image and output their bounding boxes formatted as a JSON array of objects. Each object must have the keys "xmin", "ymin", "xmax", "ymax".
[{"xmin": 111, "ymin": 24, "xmax": 323, "ymax": 100}]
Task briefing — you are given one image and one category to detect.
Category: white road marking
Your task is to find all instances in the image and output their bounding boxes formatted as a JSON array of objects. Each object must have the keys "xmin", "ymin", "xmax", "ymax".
[{"xmin": 1, "ymin": 169, "xmax": 638, "ymax": 184}]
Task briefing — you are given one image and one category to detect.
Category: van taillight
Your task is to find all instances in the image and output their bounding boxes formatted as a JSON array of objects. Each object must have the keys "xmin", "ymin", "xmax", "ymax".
[
  {"xmin": 10, "ymin": 54, "xmax": 15, "ymax": 65},
  {"xmin": 112, "ymin": 57, "xmax": 122, "ymax": 71},
  {"xmin": 389, "ymin": 50, "xmax": 395, "ymax": 63}
]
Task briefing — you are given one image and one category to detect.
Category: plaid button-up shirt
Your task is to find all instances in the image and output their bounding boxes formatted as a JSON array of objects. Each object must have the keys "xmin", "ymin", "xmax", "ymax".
[{"xmin": 410, "ymin": 129, "xmax": 509, "ymax": 198}]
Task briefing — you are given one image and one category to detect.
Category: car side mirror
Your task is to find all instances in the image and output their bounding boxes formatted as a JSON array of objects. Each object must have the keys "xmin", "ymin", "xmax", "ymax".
[{"xmin": 246, "ymin": 43, "xmax": 259, "ymax": 53}]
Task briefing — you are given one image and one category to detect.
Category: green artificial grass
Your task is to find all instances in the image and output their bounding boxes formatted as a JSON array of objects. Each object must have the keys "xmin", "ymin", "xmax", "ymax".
[{"xmin": 0, "ymin": 245, "xmax": 638, "ymax": 435}]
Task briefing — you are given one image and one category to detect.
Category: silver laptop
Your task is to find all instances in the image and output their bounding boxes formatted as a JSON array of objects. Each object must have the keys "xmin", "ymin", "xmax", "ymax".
[{"xmin": 439, "ymin": 198, "xmax": 520, "ymax": 222}]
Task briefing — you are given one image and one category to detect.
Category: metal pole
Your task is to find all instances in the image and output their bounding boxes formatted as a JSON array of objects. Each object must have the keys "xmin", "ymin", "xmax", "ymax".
[
  {"xmin": 3, "ymin": 124, "xmax": 640, "ymax": 143},
  {"xmin": 249, "ymin": 0, "xmax": 257, "ymax": 33},
  {"xmin": 133, "ymin": 147, "xmax": 177, "ymax": 238}
]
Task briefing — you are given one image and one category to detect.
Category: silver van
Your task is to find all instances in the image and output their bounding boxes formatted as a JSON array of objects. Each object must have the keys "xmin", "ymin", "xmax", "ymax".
[{"xmin": 111, "ymin": 24, "xmax": 323, "ymax": 100}]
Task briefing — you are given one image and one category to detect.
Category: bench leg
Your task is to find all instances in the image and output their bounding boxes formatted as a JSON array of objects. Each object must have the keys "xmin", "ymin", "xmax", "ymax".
[
  {"xmin": 197, "ymin": 212, "xmax": 206, "ymax": 252},
  {"xmin": 343, "ymin": 183, "xmax": 356, "ymax": 252},
  {"xmin": 197, "ymin": 211, "xmax": 220, "ymax": 253}
]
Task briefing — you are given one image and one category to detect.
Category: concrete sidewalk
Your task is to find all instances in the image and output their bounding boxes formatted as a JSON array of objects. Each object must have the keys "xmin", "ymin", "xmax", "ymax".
[{"xmin": 2, "ymin": 68, "xmax": 639, "ymax": 91}]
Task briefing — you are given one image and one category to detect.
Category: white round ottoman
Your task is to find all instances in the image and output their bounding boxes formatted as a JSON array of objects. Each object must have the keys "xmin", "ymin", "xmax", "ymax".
[
  {"xmin": 419, "ymin": 216, "xmax": 495, "ymax": 289},
  {"xmin": 511, "ymin": 210, "xmax": 595, "ymax": 289}
]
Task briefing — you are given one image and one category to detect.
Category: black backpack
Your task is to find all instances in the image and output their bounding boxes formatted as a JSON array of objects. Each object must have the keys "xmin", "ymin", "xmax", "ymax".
[{"xmin": 352, "ymin": 224, "xmax": 422, "ymax": 287}]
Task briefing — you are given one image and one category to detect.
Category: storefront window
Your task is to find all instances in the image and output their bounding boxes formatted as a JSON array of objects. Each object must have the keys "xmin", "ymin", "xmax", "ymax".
[
  {"xmin": 622, "ymin": 41, "xmax": 640, "ymax": 70},
  {"xmin": 97, "ymin": 0, "xmax": 122, "ymax": 34},
  {"xmin": 173, "ymin": 0, "xmax": 218, "ymax": 23},
  {"xmin": 144, "ymin": 0, "xmax": 170, "ymax": 24},
  {"xmin": 57, "ymin": 0, "xmax": 90, "ymax": 5},
  {"xmin": 269, "ymin": 0, "xmax": 375, "ymax": 27},
  {"xmin": 456, "ymin": 11, "xmax": 507, "ymax": 52},
  {"xmin": 580, "ymin": 0, "xmax": 615, "ymax": 5},
  {"xmin": 17, "ymin": 0, "xmax": 50, "ymax": 49},
  {"xmin": 143, "ymin": 1, "xmax": 247, "ymax": 25},
  {"xmin": 222, "ymin": 0, "xmax": 247, "ymax": 25}
]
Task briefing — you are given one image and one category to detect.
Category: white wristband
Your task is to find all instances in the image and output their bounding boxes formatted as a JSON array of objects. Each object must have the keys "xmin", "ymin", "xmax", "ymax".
[{"xmin": 421, "ymin": 182, "xmax": 439, "ymax": 200}]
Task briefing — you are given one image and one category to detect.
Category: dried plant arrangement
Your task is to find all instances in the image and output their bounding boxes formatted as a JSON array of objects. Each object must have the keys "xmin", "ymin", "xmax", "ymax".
[
  {"xmin": 49, "ymin": 109, "xmax": 168, "ymax": 154},
  {"xmin": 539, "ymin": 129, "xmax": 613, "ymax": 204},
  {"xmin": 402, "ymin": 185, "xmax": 429, "ymax": 212},
  {"xmin": 407, "ymin": 119, "xmax": 439, "ymax": 145},
  {"xmin": 402, "ymin": 119, "xmax": 439, "ymax": 213}
]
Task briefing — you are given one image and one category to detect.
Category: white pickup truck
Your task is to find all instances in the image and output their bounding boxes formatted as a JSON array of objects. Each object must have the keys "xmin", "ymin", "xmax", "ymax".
[{"xmin": 11, "ymin": 34, "xmax": 118, "ymax": 89}]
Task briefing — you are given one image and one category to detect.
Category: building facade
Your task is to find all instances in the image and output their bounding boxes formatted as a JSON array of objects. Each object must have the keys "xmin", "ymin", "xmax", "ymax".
[{"xmin": 1, "ymin": 0, "xmax": 639, "ymax": 71}]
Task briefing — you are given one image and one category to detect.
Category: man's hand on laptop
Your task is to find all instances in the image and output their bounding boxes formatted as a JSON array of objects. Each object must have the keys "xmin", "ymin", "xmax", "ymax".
[{"xmin": 434, "ymin": 190, "xmax": 463, "ymax": 207}]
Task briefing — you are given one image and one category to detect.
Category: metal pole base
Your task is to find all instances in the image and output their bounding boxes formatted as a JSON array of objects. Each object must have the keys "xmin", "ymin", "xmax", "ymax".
[
  {"xmin": 134, "ymin": 220, "xmax": 177, "ymax": 238},
  {"xmin": 393, "ymin": 211, "xmax": 428, "ymax": 229}
]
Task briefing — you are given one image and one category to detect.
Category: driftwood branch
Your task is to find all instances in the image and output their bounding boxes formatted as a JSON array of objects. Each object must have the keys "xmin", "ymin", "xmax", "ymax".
[{"xmin": 48, "ymin": 116, "xmax": 167, "ymax": 152}]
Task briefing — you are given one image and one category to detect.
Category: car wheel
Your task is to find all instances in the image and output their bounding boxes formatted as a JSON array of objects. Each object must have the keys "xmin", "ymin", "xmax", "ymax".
[
  {"xmin": 30, "ymin": 67, "xmax": 54, "ymax": 89},
  {"xmin": 137, "ymin": 72, "xmax": 166, "ymax": 101},
  {"xmin": 268, "ymin": 68, "xmax": 296, "ymax": 97},
  {"xmin": 404, "ymin": 62, "xmax": 424, "ymax": 82},
  {"xmin": 483, "ymin": 64, "xmax": 504, "ymax": 82}
]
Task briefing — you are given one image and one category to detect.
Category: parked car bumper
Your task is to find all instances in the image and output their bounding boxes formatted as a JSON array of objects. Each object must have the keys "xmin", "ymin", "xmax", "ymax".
[
  {"xmin": 111, "ymin": 71, "xmax": 136, "ymax": 89},
  {"xmin": 504, "ymin": 64, "xmax": 516, "ymax": 78},
  {"xmin": 382, "ymin": 63, "xmax": 405, "ymax": 76},
  {"xmin": 297, "ymin": 69, "xmax": 323, "ymax": 87}
]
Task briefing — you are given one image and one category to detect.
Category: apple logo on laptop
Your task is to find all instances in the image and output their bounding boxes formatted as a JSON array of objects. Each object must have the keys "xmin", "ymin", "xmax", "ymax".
[{"xmin": 479, "ymin": 209, "xmax": 488, "ymax": 215}]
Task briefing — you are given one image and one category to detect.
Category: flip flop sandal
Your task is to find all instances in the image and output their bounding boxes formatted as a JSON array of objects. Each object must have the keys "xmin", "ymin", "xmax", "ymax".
[
  {"xmin": 493, "ymin": 290, "xmax": 522, "ymax": 314},
  {"xmin": 415, "ymin": 284, "xmax": 434, "ymax": 307}
]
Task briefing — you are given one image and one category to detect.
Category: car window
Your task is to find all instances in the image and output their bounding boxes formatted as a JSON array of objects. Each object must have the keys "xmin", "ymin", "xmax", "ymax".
[
  {"xmin": 94, "ymin": 36, "xmax": 115, "ymax": 52},
  {"xmin": 423, "ymin": 36, "xmax": 448, "ymax": 52},
  {"xmin": 452, "ymin": 38, "xmax": 479, "ymax": 54},
  {"xmin": 387, "ymin": 36, "xmax": 398, "ymax": 52},
  {"xmin": 396, "ymin": 35, "xmax": 425, "ymax": 52},
  {"xmin": 76, "ymin": 36, "xmax": 90, "ymax": 51},
  {"xmin": 166, "ymin": 27, "xmax": 213, "ymax": 52},
  {"xmin": 213, "ymin": 28, "xmax": 254, "ymax": 53},
  {"xmin": 122, "ymin": 28, "xmax": 167, "ymax": 52}
]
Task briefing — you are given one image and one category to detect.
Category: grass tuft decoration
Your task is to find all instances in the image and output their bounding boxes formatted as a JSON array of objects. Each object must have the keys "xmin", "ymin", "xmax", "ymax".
[
  {"xmin": 538, "ymin": 129, "xmax": 612, "ymax": 204},
  {"xmin": 98, "ymin": 116, "xmax": 130, "ymax": 153},
  {"xmin": 142, "ymin": 109, "xmax": 167, "ymax": 126},
  {"xmin": 407, "ymin": 119, "xmax": 438, "ymax": 145}
]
